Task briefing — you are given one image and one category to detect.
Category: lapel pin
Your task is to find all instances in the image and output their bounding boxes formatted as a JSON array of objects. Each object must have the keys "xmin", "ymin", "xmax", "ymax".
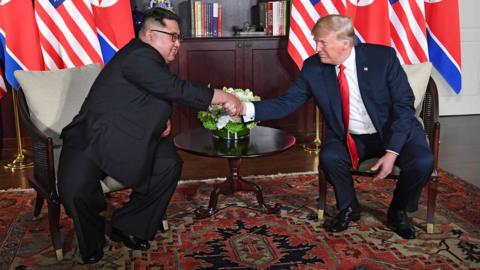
[{"xmin": 363, "ymin": 67, "xmax": 368, "ymax": 71}]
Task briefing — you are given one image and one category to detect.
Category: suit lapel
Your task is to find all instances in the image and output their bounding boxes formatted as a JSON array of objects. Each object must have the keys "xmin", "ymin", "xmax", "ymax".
[
  {"xmin": 323, "ymin": 65, "xmax": 344, "ymax": 135},
  {"xmin": 355, "ymin": 46, "xmax": 379, "ymax": 131},
  {"xmin": 355, "ymin": 47, "xmax": 371, "ymax": 97}
]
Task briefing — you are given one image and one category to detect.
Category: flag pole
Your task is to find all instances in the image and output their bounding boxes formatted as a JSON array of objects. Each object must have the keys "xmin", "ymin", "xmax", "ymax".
[
  {"xmin": 303, "ymin": 106, "xmax": 321, "ymax": 153},
  {"xmin": 4, "ymin": 90, "xmax": 33, "ymax": 171}
]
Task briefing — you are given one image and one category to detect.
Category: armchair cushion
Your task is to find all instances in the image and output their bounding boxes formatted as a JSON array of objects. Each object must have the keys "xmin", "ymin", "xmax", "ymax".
[
  {"xmin": 14, "ymin": 64, "xmax": 101, "ymax": 145},
  {"xmin": 401, "ymin": 62, "xmax": 433, "ymax": 117}
]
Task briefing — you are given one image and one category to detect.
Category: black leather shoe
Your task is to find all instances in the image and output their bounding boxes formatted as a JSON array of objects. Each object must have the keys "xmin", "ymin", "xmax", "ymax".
[
  {"xmin": 82, "ymin": 249, "xmax": 104, "ymax": 264},
  {"xmin": 81, "ymin": 238, "xmax": 105, "ymax": 264},
  {"xmin": 387, "ymin": 209, "xmax": 416, "ymax": 239},
  {"xmin": 324, "ymin": 206, "xmax": 361, "ymax": 232},
  {"xmin": 111, "ymin": 227, "xmax": 150, "ymax": 250}
]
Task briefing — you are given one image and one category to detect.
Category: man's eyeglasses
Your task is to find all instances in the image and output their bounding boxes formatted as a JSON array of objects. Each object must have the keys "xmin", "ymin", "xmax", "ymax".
[{"xmin": 150, "ymin": 29, "xmax": 183, "ymax": 42}]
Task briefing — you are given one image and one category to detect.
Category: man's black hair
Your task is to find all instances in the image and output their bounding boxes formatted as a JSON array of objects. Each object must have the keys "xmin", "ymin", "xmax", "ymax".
[{"xmin": 140, "ymin": 7, "xmax": 180, "ymax": 29}]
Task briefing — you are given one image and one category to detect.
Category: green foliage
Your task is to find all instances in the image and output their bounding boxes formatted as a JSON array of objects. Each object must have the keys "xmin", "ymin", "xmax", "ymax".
[
  {"xmin": 197, "ymin": 111, "xmax": 217, "ymax": 130},
  {"xmin": 226, "ymin": 122, "xmax": 245, "ymax": 133},
  {"xmin": 197, "ymin": 87, "xmax": 261, "ymax": 134}
]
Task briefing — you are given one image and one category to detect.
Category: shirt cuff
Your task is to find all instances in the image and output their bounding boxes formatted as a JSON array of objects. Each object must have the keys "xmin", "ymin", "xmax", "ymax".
[
  {"xmin": 242, "ymin": 102, "xmax": 255, "ymax": 122},
  {"xmin": 386, "ymin": 149, "xmax": 399, "ymax": 156}
]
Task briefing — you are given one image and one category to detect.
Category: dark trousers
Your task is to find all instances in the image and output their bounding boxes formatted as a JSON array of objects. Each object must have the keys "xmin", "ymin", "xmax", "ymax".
[
  {"xmin": 319, "ymin": 131, "xmax": 434, "ymax": 213},
  {"xmin": 58, "ymin": 143, "xmax": 182, "ymax": 260}
]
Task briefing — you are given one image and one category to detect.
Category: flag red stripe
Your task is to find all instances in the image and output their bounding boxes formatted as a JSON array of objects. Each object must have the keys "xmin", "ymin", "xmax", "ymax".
[
  {"xmin": 287, "ymin": 41, "xmax": 306, "ymax": 70},
  {"xmin": 409, "ymin": 0, "xmax": 427, "ymax": 37},
  {"xmin": 331, "ymin": 0, "xmax": 347, "ymax": 15},
  {"xmin": 290, "ymin": 18, "xmax": 315, "ymax": 56},
  {"xmin": 35, "ymin": 3, "xmax": 85, "ymax": 67},
  {"xmin": 313, "ymin": 2, "xmax": 331, "ymax": 17},
  {"xmin": 293, "ymin": 0, "xmax": 316, "ymax": 29},
  {"xmin": 390, "ymin": 22, "xmax": 412, "ymax": 64},
  {"xmin": 391, "ymin": 4, "xmax": 428, "ymax": 61},
  {"xmin": 39, "ymin": 33, "xmax": 66, "ymax": 69},
  {"xmin": 56, "ymin": 5, "xmax": 103, "ymax": 64}
]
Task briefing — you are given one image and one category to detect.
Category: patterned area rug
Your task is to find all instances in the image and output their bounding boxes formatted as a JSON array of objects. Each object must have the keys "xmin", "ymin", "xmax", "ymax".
[{"xmin": 1, "ymin": 170, "xmax": 479, "ymax": 269}]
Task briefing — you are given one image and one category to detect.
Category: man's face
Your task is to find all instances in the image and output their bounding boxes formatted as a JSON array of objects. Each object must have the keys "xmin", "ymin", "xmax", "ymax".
[
  {"xmin": 314, "ymin": 31, "xmax": 351, "ymax": 65},
  {"xmin": 145, "ymin": 19, "xmax": 181, "ymax": 64}
]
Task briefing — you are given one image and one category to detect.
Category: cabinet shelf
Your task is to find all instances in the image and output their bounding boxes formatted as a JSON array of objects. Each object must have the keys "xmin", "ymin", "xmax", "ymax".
[{"xmin": 139, "ymin": 0, "xmax": 289, "ymax": 38}]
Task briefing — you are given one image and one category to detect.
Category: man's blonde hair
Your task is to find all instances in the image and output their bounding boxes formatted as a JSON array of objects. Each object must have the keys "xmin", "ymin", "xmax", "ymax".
[{"xmin": 311, "ymin": 15, "xmax": 355, "ymax": 46}]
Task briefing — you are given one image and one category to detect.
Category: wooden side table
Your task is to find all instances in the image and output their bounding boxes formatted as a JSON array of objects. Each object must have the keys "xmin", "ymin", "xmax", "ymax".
[{"xmin": 174, "ymin": 126, "xmax": 296, "ymax": 218}]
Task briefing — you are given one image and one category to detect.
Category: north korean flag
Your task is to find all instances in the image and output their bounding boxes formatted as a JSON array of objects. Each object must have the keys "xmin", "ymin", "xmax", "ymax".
[
  {"xmin": 91, "ymin": 0, "xmax": 134, "ymax": 63},
  {"xmin": 425, "ymin": 0, "xmax": 462, "ymax": 93}
]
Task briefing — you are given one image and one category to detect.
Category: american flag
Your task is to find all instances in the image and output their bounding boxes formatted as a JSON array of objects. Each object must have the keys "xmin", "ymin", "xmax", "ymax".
[
  {"xmin": 34, "ymin": 0, "xmax": 133, "ymax": 70},
  {"xmin": 35, "ymin": 0, "xmax": 104, "ymax": 69},
  {"xmin": 288, "ymin": 0, "xmax": 461, "ymax": 93}
]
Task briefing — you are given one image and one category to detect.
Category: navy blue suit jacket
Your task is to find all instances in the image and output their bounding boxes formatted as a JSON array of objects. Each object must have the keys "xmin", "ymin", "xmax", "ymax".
[{"xmin": 254, "ymin": 43, "xmax": 423, "ymax": 154}]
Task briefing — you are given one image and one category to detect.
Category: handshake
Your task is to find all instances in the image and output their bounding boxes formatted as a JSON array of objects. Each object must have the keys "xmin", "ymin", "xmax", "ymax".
[{"xmin": 212, "ymin": 88, "xmax": 246, "ymax": 116}]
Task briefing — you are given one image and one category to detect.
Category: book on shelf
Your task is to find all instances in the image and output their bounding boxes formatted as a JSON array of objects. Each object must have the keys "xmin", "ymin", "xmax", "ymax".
[
  {"xmin": 179, "ymin": 0, "xmax": 223, "ymax": 38},
  {"xmin": 263, "ymin": 0, "xmax": 290, "ymax": 36}
]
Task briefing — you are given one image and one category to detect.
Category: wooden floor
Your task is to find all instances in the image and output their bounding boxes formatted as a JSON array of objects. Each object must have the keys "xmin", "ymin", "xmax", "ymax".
[{"xmin": 1, "ymin": 115, "xmax": 479, "ymax": 190}]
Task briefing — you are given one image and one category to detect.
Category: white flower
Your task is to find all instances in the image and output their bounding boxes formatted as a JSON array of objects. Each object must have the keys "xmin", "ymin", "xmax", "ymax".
[{"xmin": 216, "ymin": 115, "xmax": 230, "ymax": 129}]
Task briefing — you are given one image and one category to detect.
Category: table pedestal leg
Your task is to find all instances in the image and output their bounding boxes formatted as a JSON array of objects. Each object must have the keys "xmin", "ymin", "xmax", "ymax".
[{"xmin": 195, "ymin": 158, "xmax": 281, "ymax": 218}]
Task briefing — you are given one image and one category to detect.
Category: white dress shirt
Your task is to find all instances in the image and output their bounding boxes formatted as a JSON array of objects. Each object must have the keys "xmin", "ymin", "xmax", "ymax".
[{"xmin": 337, "ymin": 48, "xmax": 376, "ymax": 135}]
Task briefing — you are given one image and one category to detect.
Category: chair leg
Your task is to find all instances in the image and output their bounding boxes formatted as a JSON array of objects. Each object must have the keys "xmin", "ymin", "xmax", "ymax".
[
  {"xmin": 47, "ymin": 202, "xmax": 63, "ymax": 260},
  {"xmin": 426, "ymin": 178, "xmax": 438, "ymax": 234},
  {"xmin": 32, "ymin": 193, "xmax": 45, "ymax": 220},
  {"xmin": 162, "ymin": 219, "xmax": 169, "ymax": 231},
  {"xmin": 317, "ymin": 171, "xmax": 327, "ymax": 221}
]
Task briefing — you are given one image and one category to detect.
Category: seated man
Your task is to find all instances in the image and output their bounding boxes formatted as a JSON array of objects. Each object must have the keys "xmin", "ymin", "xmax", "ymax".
[
  {"xmin": 58, "ymin": 8, "xmax": 242, "ymax": 264},
  {"xmin": 237, "ymin": 15, "xmax": 433, "ymax": 240}
]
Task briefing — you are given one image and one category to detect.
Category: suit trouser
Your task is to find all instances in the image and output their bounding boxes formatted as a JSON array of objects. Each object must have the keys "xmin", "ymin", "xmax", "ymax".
[
  {"xmin": 58, "ymin": 143, "xmax": 182, "ymax": 260},
  {"xmin": 319, "ymin": 131, "xmax": 434, "ymax": 212}
]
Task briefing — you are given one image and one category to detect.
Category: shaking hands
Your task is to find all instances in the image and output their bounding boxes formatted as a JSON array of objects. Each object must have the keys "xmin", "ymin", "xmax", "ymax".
[{"xmin": 211, "ymin": 88, "xmax": 245, "ymax": 116}]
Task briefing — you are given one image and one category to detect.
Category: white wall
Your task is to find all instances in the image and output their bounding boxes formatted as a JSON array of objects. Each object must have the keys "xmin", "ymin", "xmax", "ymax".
[{"xmin": 436, "ymin": 0, "xmax": 480, "ymax": 115}]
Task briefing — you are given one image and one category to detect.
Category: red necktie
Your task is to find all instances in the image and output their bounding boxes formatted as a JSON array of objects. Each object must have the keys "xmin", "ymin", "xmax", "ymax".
[{"xmin": 338, "ymin": 64, "xmax": 359, "ymax": 169}]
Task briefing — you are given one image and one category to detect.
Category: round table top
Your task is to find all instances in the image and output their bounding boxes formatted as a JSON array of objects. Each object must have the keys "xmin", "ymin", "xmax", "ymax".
[{"xmin": 174, "ymin": 126, "xmax": 296, "ymax": 158}]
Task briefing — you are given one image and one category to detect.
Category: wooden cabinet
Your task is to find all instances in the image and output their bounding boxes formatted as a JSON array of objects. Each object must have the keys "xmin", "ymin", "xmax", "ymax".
[{"xmin": 170, "ymin": 36, "xmax": 315, "ymax": 137}]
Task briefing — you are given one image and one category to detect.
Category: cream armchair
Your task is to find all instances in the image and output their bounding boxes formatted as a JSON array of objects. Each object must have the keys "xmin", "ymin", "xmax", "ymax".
[{"xmin": 14, "ymin": 64, "xmax": 168, "ymax": 260}]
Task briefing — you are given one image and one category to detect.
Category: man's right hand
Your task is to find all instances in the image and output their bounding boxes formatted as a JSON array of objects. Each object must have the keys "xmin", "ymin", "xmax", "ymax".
[{"xmin": 211, "ymin": 89, "xmax": 243, "ymax": 116}]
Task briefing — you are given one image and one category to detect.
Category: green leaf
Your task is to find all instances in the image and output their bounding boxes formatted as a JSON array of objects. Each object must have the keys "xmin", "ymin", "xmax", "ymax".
[{"xmin": 226, "ymin": 122, "xmax": 245, "ymax": 133}]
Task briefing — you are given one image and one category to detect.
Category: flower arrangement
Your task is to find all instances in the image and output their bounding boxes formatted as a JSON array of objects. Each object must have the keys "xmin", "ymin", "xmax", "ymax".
[{"xmin": 198, "ymin": 87, "xmax": 261, "ymax": 139}]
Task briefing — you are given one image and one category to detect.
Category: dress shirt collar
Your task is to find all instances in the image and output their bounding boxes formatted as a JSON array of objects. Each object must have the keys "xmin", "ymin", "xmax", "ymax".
[{"xmin": 338, "ymin": 47, "xmax": 356, "ymax": 72}]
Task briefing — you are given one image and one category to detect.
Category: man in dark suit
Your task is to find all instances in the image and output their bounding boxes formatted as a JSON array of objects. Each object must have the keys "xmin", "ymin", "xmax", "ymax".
[
  {"xmin": 238, "ymin": 15, "xmax": 433, "ymax": 240},
  {"xmin": 58, "ymin": 8, "xmax": 242, "ymax": 264}
]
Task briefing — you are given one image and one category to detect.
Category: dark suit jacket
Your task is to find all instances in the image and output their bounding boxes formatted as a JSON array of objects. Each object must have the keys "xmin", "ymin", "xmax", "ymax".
[
  {"xmin": 254, "ymin": 43, "xmax": 423, "ymax": 154},
  {"xmin": 61, "ymin": 38, "xmax": 213, "ymax": 192}
]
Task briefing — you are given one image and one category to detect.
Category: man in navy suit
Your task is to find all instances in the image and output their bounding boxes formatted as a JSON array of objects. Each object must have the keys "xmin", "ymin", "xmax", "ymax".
[{"xmin": 237, "ymin": 15, "xmax": 433, "ymax": 239}]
